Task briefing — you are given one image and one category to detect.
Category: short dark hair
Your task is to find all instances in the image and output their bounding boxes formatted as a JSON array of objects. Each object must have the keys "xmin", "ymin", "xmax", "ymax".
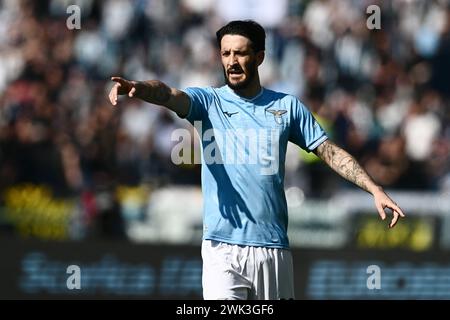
[{"xmin": 216, "ymin": 20, "xmax": 266, "ymax": 52}]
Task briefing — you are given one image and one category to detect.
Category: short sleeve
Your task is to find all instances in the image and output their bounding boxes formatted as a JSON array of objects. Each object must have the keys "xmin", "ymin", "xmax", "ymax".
[
  {"xmin": 289, "ymin": 97, "xmax": 328, "ymax": 152},
  {"xmin": 181, "ymin": 87, "xmax": 213, "ymax": 124}
]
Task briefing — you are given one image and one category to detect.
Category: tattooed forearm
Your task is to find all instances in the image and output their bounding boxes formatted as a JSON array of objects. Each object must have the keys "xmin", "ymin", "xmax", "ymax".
[{"xmin": 314, "ymin": 140, "xmax": 380, "ymax": 194}]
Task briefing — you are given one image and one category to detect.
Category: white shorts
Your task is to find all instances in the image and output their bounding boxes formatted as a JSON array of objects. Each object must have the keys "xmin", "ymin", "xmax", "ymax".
[{"xmin": 201, "ymin": 240, "xmax": 295, "ymax": 300}]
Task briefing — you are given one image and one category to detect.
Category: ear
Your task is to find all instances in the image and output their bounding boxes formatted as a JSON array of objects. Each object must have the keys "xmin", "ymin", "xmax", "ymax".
[{"xmin": 256, "ymin": 51, "xmax": 265, "ymax": 66}]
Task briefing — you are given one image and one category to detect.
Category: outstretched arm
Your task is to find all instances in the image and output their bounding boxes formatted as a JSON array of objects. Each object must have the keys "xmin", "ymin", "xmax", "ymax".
[
  {"xmin": 314, "ymin": 139, "xmax": 405, "ymax": 228},
  {"xmin": 108, "ymin": 77, "xmax": 190, "ymax": 118}
]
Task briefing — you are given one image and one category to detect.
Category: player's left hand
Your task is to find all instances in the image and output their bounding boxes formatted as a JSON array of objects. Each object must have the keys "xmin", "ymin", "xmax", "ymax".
[{"xmin": 373, "ymin": 189, "xmax": 405, "ymax": 228}]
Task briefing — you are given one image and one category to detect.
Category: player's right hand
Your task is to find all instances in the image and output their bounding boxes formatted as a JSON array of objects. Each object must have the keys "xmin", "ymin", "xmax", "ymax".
[{"xmin": 109, "ymin": 76, "xmax": 138, "ymax": 106}]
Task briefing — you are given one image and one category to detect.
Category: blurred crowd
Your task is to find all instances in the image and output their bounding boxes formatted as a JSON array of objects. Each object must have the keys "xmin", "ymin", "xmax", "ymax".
[{"xmin": 0, "ymin": 0, "xmax": 449, "ymax": 207}]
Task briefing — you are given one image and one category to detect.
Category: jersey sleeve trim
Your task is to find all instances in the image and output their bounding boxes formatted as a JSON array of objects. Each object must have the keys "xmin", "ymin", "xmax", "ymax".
[{"xmin": 306, "ymin": 134, "xmax": 328, "ymax": 152}]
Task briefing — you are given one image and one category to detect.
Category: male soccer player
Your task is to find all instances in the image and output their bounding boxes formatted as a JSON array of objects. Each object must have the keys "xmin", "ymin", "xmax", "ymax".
[{"xmin": 108, "ymin": 20, "xmax": 405, "ymax": 300}]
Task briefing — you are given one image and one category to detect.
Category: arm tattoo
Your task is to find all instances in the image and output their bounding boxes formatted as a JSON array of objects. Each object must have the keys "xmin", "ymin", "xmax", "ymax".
[{"xmin": 315, "ymin": 140, "xmax": 377, "ymax": 194}]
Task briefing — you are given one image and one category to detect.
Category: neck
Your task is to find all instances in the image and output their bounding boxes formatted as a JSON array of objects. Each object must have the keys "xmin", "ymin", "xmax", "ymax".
[{"xmin": 231, "ymin": 77, "xmax": 262, "ymax": 99}]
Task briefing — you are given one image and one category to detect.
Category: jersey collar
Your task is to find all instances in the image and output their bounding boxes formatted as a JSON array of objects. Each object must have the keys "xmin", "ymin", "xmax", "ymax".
[{"xmin": 225, "ymin": 85, "xmax": 265, "ymax": 102}]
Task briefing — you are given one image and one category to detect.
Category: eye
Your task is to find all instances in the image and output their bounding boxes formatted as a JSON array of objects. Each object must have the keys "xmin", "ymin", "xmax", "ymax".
[{"xmin": 235, "ymin": 51, "xmax": 248, "ymax": 57}]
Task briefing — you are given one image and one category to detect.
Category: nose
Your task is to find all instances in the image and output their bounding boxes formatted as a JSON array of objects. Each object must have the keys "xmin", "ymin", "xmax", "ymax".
[{"xmin": 228, "ymin": 53, "xmax": 238, "ymax": 67}]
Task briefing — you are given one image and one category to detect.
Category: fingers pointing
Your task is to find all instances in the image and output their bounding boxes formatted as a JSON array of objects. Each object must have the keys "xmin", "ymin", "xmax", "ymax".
[
  {"xmin": 389, "ymin": 210, "xmax": 400, "ymax": 228},
  {"xmin": 393, "ymin": 204, "xmax": 405, "ymax": 218},
  {"xmin": 386, "ymin": 203, "xmax": 405, "ymax": 229},
  {"xmin": 376, "ymin": 202, "xmax": 386, "ymax": 220},
  {"xmin": 109, "ymin": 83, "xmax": 121, "ymax": 106}
]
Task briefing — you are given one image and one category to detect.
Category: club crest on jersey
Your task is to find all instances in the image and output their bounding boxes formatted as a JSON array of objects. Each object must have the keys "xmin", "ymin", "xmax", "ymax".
[{"xmin": 266, "ymin": 109, "xmax": 287, "ymax": 125}]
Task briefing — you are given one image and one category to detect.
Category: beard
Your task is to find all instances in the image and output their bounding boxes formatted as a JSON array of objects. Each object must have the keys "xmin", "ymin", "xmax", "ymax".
[{"xmin": 223, "ymin": 61, "xmax": 257, "ymax": 90}]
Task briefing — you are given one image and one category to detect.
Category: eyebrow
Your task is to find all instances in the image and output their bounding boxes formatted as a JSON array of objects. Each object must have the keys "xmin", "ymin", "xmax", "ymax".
[{"xmin": 221, "ymin": 48, "xmax": 249, "ymax": 54}]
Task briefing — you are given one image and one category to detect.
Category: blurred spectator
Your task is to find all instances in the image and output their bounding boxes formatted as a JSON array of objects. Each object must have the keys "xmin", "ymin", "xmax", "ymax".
[{"xmin": 0, "ymin": 0, "xmax": 449, "ymax": 240}]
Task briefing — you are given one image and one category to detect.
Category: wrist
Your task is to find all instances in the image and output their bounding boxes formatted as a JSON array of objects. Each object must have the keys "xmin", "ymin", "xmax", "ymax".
[{"xmin": 369, "ymin": 185, "xmax": 383, "ymax": 195}]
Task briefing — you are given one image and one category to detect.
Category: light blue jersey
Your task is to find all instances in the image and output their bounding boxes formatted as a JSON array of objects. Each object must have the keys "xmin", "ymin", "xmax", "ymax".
[{"xmin": 182, "ymin": 85, "xmax": 327, "ymax": 248}]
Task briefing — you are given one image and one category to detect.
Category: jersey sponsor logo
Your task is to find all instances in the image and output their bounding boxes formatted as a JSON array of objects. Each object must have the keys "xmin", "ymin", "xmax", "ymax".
[{"xmin": 266, "ymin": 109, "xmax": 287, "ymax": 125}]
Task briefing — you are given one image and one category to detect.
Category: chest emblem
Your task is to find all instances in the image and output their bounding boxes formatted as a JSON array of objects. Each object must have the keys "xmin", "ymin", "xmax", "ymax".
[{"xmin": 266, "ymin": 109, "xmax": 287, "ymax": 125}]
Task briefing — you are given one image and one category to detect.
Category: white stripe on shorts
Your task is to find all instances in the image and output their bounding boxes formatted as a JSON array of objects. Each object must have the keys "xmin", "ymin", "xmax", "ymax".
[{"xmin": 201, "ymin": 240, "xmax": 294, "ymax": 300}]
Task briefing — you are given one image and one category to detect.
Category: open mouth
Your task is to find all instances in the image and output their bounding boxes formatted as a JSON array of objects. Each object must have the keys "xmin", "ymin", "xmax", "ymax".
[
  {"xmin": 228, "ymin": 70, "xmax": 244, "ymax": 79},
  {"xmin": 228, "ymin": 69, "xmax": 244, "ymax": 75}
]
